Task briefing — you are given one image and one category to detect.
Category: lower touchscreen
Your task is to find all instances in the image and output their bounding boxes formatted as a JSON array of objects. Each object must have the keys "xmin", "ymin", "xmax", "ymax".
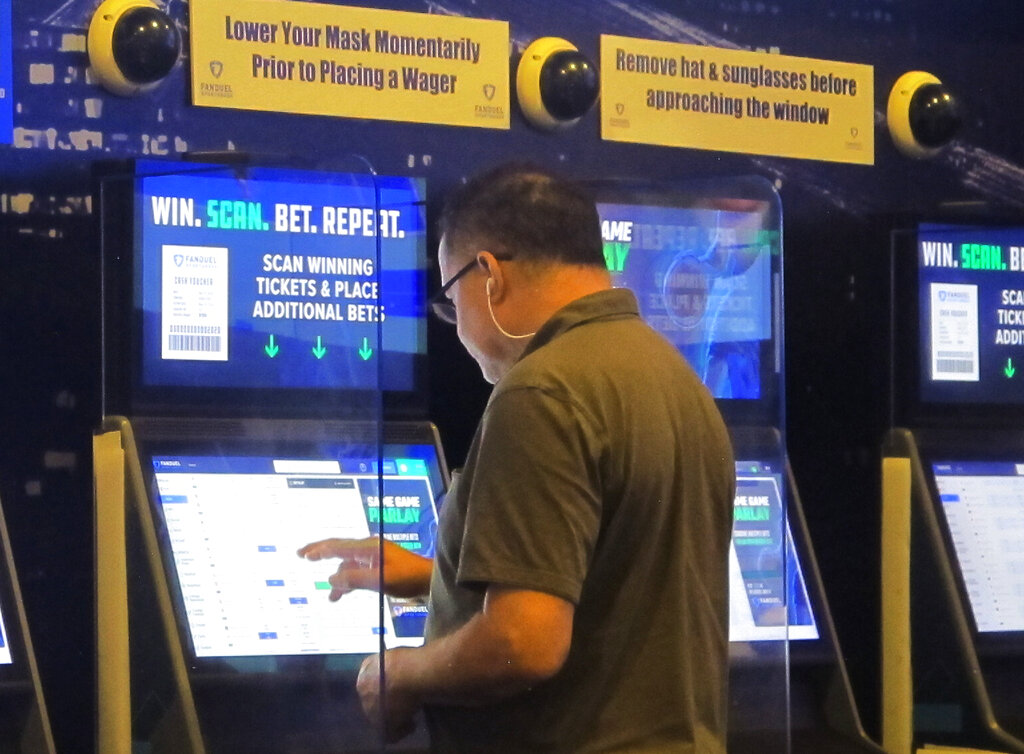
[
  {"xmin": 0, "ymin": 601, "xmax": 11, "ymax": 665},
  {"xmin": 729, "ymin": 460, "xmax": 819, "ymax": 642},
  {"xmin": 931, "ymin": 460, "xmax": 1024, "ymax": 634},
  {"xmin": 151, "ymin": 449, "xmax": 441, "ymax": 658}
]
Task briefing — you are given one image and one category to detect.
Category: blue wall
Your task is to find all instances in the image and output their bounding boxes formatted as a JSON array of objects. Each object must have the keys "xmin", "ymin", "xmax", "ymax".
[{"xmin": 2, "ymin": 1, "xmax": 1023, "ymax": 750}]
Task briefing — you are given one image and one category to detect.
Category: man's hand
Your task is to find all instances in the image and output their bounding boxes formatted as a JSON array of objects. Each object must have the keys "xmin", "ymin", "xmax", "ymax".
[
  {"xmin": 357, "ymin": 651, "xmax": 418, "ymax": 743},
  {"xmin": 297, "ymin": 537, "xmax": 433, "ymax": 600}
]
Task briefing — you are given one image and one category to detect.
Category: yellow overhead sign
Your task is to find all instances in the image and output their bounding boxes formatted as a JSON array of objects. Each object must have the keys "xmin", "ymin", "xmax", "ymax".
[
  {"xmin": 600, "ymin": 35, "xmax": 874, "ymax": 165},
  {"xmin": 190, "ymin": 0, "xmax": 510, "ymax": 129}
]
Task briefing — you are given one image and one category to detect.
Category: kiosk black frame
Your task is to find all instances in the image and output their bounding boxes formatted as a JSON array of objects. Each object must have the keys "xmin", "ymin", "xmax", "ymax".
[
  {"xmin": 97, "ymin": 158, "xmax": 430, "ymax": 421},
  {"xmin": 102, "ymin": 415, "xmax": 447, "ymax": 754},
  {"xmin": 589, "ymin": 176, "xmax": 881, "ymax": 754},
  {"xmin": 885, "ymin": 219, "xmax": 1024, "ymax": 752},
  {"xmin": 94, "ymin": 157, "xmax": 437, "ymax": 753}
]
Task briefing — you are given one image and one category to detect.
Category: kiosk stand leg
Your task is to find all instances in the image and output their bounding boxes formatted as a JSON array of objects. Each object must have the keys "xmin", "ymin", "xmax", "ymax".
[
  {"xmin": 882, "ymin": 456, "xmax": 913, "ymax": 754},
  {"xmin": 0, "ymin": 491, "xmax": 57, "ymax": 754},
  {"xmin": 95, "ymin": 419, "xmax": 207, "ymax": 754},
  {"xmin": 94, "ymin": 430, "xmax": 131, "ymax": 754},
  {"xmin": 150, "ymin": 694, "xmax": 195, "ymax": 754},
  {"xmin": 19, "ymin": 697, "xmax": 54, "ymax": 754}
]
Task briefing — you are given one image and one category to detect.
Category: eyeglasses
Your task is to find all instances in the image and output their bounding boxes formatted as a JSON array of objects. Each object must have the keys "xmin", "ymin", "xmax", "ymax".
[{"xmin": 428, "ymin": 258, "xmax": 479, "ymax": 325}]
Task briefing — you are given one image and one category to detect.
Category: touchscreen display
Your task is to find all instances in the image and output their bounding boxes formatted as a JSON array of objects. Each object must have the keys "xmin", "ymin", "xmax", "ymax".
[
  {"xmin": 151, "ymin": 446, "xmax": 442, "ymax": 658},
  {"xmin": 729, "ymin": 460, "xmax": 819, "ymax": 642},
  {"xmin": 931, "ymin": 460, "xmax": 1024, "ymax": 633},
  {"xmin": 597, "ymin": 202, "xmax": 775, "ymax": 401},
  {"xmin": 0, "ymin": 599, "xmax": 11, "ymax": 665},
  {"xmin": 917, "ymin": 223, "xmax": 1024, "ymax": 406},
  {"xmin": 134, "ymin": 162, "xmax": 426, "ymax": 394}
]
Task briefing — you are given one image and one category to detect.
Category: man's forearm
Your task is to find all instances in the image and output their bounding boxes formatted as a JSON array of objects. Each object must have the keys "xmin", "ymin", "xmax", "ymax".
[
  {"xmin": 383, "ymin": 552, "xmax": 434, "ymax": 598},
  {"xmin": 383, "ymin": 587, "xmax": 574, "ymax": 708}
]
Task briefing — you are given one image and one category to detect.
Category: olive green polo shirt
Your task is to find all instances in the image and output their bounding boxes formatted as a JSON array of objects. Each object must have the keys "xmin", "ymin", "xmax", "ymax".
[{"xmin": 424, "ymin": 287, "xmax": 734, "ymax": 753}]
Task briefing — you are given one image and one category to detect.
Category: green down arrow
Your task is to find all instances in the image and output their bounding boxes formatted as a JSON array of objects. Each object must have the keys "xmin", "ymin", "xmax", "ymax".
[
  {"xmin": 359, "ymin": 337, "xmax": 374, "ymax": 361},
  {"xmin": 312, "ymin": 336, "xmax": 327, "ymax": 360},
  {"xmin": 264, "ymin": 334, "xmax": 279, "ymax": 358}
]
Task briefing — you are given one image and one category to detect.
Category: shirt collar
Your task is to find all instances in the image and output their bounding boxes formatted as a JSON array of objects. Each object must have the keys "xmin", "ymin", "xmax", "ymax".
[{"xmin": 518, "ymin": 288, "xmax": 641, "ymax": 361}]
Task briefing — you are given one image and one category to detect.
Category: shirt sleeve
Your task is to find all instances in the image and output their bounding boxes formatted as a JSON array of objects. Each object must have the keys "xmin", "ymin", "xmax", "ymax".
[{"xmin": 455, "ymin": 385, "xmax": 603, "ymax": 605}]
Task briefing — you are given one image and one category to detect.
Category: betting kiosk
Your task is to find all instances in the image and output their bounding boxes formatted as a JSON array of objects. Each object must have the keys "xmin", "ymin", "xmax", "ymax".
[
  {"xmin": 884, "ymin": 222, "xmax": 1024, "ymax": 753},
  {"xmin": 93, "ymin": 159, "xmax": 446, "ymax": 753},
  {"xmin": 594, "ymin": 177, "xmax": 882, "ymax": 754},
  {"xmin": 0, "ymin": 495, "xmax": 56, "ymax": 754}
]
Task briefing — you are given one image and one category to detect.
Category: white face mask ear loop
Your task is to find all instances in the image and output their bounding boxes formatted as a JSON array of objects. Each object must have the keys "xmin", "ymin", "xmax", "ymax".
[{"xmin": 486, "ymin": 277, "xmax": 535, "ymax": 340}]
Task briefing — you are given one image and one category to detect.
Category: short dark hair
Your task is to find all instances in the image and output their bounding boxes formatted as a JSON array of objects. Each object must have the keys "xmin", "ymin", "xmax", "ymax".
[{"xmin": 438, "ymin": 163, "xmax": 605, "ymax": 269}]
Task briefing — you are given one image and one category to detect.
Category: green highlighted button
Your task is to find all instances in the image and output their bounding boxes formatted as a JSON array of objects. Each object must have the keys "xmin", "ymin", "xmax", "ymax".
[{"xmin": 314, "ymin": 581, "xmax": 332, "ymax": 590}]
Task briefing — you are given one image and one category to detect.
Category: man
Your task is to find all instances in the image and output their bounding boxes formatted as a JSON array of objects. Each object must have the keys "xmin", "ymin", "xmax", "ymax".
[{"xmin": 299, "ymin": 164, "xmax": 735, "ymax": 752}]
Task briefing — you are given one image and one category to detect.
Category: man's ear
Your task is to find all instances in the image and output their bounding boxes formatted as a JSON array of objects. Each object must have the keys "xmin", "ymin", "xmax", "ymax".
[{"xmin": 477, "ymin": 251, "xmax": 506, "ymax": 301}]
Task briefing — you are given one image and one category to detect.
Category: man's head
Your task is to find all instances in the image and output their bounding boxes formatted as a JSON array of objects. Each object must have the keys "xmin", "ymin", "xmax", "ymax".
[
  {"xmin": 438, "ymin": 163, "xmax": 605, "ymax": 270},
  {"xmin": 434, "ymin": 164, "xmax": 611, "ymax": 384}
]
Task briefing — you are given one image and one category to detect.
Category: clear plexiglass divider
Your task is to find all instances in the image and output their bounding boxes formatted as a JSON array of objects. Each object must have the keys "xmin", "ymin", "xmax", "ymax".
[
  {"xmin": 94, "ymin": 154, "xmax": 434, "ymax": 752},
  {"xmin": 590, "ymin": 174, "xmax": 793, "ymax": 752}
]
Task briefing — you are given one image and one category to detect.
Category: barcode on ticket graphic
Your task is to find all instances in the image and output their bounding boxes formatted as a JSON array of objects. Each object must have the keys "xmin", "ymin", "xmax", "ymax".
[
  {"xmin": 167, "ymin": 334, "xmax": 223, "ymax": 353},
  {"xmin": 935, "ymin": 354, "xmax": 976, "ymax": 375}
]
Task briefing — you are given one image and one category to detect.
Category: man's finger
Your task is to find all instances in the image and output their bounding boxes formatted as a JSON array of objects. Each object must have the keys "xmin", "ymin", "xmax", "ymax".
[
  {"xmin": 297, "ymin": 538, "xmax": 377, "ymax": 561},
  {"xmin": 296, "ymin": 539, "xmax": 339, "ymax": 559},
  {"xmin": 328, "ymin": 564, "xmax": 381, "ymax": 594}
]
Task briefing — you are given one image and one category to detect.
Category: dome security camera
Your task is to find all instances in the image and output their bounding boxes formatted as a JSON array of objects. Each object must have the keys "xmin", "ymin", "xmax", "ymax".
[
  {"xmin": 516, "ymin": 37, "xmax": 599, "ymax": 131},
  {"xmin": 88, "ymin": 0, "xmax": 181, "ymax": 96},
  {"xmin": 886, "ymin": 71, "xmax": 962, "ymax": 158}
]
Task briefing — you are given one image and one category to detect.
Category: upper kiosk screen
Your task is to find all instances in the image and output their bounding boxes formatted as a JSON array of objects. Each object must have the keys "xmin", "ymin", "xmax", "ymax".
[
  {"xmin": 592, "ymin": 177, "xmax": 781, "ymax": 425},
  {"xmin": 917, "ymin": 223, "xmax": 1024, "ymax": 407},
  {"xmin": 101, "ymin": 160, "xmax": 428, "ymax": 416}
]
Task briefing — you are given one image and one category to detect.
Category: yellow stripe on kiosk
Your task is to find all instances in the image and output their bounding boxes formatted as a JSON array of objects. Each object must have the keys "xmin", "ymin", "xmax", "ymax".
[
  {"xmin": 94, "ymin": 430, "xmax": 130, "ymax": 754},
  {"xmin": 881, "ymin": 455, "xmax": 913, "ymax": 754}
]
